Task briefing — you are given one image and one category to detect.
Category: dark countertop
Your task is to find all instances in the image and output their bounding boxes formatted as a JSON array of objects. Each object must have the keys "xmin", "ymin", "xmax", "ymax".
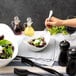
[{"xmin": 0, "ymin": 59, "xmax": 69, "ymax": 76}]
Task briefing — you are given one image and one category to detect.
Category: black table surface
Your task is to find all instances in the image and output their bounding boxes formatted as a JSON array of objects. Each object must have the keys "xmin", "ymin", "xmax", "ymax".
[{"xmin": 0, "ymin": 59, "xmax": 69, "ymax": 76}]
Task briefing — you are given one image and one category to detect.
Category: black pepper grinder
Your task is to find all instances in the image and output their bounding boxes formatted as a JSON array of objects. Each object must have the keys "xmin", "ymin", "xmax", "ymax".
[
  {"xmin": 58, "ymin": 40, "xmax": 70, "ymax": 66},
  {"xmin": 66, "ymin": 48, "xmax": 76, "ymax": 76},
  {"xmin": 11, "ymin": 16, "xmax": 22, "ymax": 35}
]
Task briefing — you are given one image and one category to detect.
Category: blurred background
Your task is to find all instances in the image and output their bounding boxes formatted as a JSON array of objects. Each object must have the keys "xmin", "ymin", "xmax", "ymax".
[{"xmin": 0, "ymin": 0, "xmax": 76, "ymax": 30}]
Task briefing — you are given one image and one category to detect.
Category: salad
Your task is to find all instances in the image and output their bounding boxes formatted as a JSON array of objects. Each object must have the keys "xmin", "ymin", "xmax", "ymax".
[
  {"xmin": 0, "ymin": 35, "xmax": 14, "ymax": 59},
  {"xmin": 28, "ymin": 37, "xmax": 46, "ymax": 47},
  {"xmin": 48, "ymin": 26, "xmax": 68, "ymax": 35}
]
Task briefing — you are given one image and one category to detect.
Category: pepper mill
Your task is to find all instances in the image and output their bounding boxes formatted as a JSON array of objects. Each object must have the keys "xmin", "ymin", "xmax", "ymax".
[
  {"xmin": 58, "ymin": 40, "xmax": 70, "ymax": 66},
  {"xmin": 66, "ymin": 48, "xmax": 76, "ymax": 76}
]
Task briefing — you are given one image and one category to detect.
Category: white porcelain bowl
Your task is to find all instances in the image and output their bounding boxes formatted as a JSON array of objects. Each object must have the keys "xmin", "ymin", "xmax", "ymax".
[
  {"xmin": 0, "ymin": 23, "xmax": 18, "ymax": 67},
  {"xmin": 24, "ymin": 31, "xmax": 51, "ymax": 51}
]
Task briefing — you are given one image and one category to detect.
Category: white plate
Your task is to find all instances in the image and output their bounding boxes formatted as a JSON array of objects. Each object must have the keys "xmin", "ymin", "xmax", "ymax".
[{"xmin": 0, "ymin": 23, "xmax": 18, "ymax": 67}]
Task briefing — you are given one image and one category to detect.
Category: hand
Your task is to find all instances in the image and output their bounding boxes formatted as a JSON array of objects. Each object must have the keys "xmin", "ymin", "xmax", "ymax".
[{"xmin": 45, "ymin": 16, "xmax": 63, "ymax": 29}]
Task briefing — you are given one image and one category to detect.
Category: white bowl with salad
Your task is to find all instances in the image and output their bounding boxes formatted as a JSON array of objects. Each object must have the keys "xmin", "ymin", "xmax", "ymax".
[
  {"xmin": 24, "ymin": 31, "xmax": 51, "ymax": 51},
  {"xmin": 0, "ymin": 23, "xmax": 18, "ymax": 67}
]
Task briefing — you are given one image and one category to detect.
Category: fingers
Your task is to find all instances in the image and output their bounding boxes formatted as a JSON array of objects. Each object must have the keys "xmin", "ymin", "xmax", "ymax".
[
  {"xmin": 45, "ymin": 22, "xmax": 56, "ymax": 27},
  {"xmin": 45, "ymin": 17, "xmax": 56, "ymax": 28},
  {"xmin": 45, "ymin": 16, "xmax": 63, "ymax": 28},
  {"xmin": 45, "ymin": 18, "xmax": 50, "ymax": 28}
]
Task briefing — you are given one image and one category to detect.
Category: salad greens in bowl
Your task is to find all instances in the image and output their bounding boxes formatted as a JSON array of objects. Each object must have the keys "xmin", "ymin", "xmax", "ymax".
[
  {"xmin": 48, "ymin": 26, "xmax": 68, "ymax": 35},
  {"xmin": 0, "ymin": 35, "xmax": 14, "ymax": 59},
  {"xmin": 24, "ymin": 31, "xmax": 51, "ymax": 51},
  {"xmin": 0, "ymin": 23, "xmax": 18, "ymax": 67},
  {"xmin": 28, "ymin": 37, "xmax": 46, "ymax": 48}
]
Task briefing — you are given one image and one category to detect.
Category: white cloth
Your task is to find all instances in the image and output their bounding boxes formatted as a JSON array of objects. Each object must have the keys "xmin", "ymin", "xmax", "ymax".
[
  {"xmin": 18, "ymin": 31, "xmax": 56, "ymax": 66},
  {"xmin": 18, "ymin": 38, "xmax": 56, "ymax": 66},
  {"xmin": 17, "ymin": 31, "xmax": 76, "ymax": 66}
]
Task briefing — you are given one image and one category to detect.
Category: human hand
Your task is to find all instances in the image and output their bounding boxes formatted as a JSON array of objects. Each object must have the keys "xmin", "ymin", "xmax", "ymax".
[{"xmin": 45, "ymin": 16, "xmax": 63, "ymax": 29}]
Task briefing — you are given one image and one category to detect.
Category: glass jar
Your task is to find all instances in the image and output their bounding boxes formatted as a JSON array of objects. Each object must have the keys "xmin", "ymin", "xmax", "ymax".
[
  {"xmin": 11, "ymin": 16, "xmax": 22, "ymax": 35},
  {"xmin": 24, "ymin": 17, "xmax": 35, "ymax": 36}
]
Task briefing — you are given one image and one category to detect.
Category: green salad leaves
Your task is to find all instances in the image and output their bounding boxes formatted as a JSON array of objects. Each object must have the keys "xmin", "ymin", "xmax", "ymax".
[
  {"xmin": 0, "ymin": 39, "xmax": 14, "ymax": 59},
  {"xmin": 48, "ymin": 26, "xmax": 68, "ymax": 35}
]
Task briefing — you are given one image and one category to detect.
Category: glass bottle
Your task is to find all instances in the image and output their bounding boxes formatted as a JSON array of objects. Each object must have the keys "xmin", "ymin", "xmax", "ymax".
[
  {"xmin": 11, "ymin": 16, "xmax": 22, "ymax": 35},
  {"xmin": 24, "ymin": 17, "xmax": 35, "ymax": 36},
  {"xmin": 66, "ymin": 48, "xmax": 76, "ymax": 76},
  {"xmin": 58, "ymin": 40, "xmax": 70, "ymax": 66}
]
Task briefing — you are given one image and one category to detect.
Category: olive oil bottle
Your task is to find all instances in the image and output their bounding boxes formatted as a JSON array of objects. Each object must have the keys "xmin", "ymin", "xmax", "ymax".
[{"xmin": 24, "ymin": 17, "xmax": 34, "ymax": 36}]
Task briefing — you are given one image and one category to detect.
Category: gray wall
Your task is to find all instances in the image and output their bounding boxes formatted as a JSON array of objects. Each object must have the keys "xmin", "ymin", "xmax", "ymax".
[{"xmin": 0, "ymin": 0, "xmax": 76, "ymax": 30}]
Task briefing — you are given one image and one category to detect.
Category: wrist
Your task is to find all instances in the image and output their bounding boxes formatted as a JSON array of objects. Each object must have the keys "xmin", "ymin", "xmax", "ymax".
[
  {"xmin": 61, "ymin": 19, "xmax": 67, "ymax": 26},
  {"xmin": 56, "ymin": 19, "xmax": 66, "ymax": 26}
]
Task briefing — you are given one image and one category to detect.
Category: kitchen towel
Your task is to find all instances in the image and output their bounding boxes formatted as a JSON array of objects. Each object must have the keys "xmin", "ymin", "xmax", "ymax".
[
  {"xmin": 18, "ymin": 31, "xmax": 57, "ymax": 66},
  {"xmin": 18, "ymin": 38, "xmax": 56, "ymax": 66}
]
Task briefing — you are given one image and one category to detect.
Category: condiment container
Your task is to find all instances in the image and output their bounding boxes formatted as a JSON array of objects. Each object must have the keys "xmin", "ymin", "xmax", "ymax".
[
  {"xmin": 58, "ymin": 40, "xmax": 70, "ymax": 66},
  {"xmin": 24, "ymin": 17, "xmax": 35, "ymax": 36},
  {"xmin": 66, "ymin": 48, "xmax": 76, "ymax": 76},
  {"xmin": 11, "ymin": 16, "xmax": 22, "ymax": 35}
]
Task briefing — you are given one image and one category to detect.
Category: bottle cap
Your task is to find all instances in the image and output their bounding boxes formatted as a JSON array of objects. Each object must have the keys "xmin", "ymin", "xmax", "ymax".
[
  {"xmin": 14, "ymin": 16, "xmax": 20, "ymax": 25},
  {"xmin": 26, "ymin": 17, "xmax": 33, "ymax": 26},
  {"xmin": 59, "ymin": 40, "xmax": 70, "ymax": 50}
]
